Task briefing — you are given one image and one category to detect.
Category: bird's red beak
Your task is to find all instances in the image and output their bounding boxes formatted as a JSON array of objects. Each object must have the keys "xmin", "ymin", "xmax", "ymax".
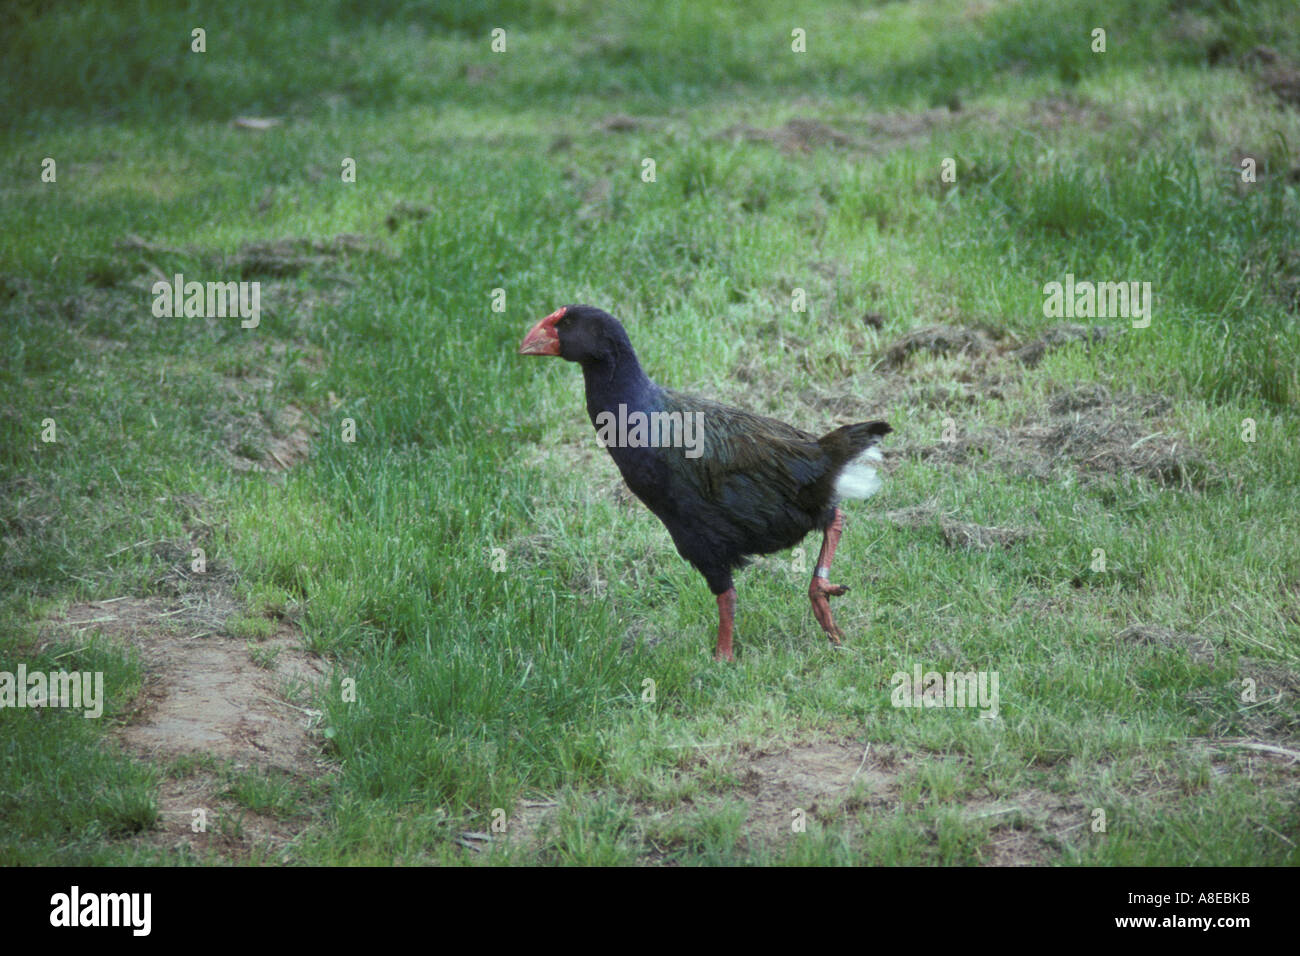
[{"xmin": 518, "ymin": 308, "xmax": 564, "ymax": 356}]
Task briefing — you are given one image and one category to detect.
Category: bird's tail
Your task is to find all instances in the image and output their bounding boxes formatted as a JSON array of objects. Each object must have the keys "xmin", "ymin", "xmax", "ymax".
[{"xmin": 818, "ymin": 421, "xmax": 891, "ymax": 500}]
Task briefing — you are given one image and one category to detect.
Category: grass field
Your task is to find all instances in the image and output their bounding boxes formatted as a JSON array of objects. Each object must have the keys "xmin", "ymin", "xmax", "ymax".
[{"xmin": 2, "ymin": 0, "xmax": 1299, "ymax": 865}]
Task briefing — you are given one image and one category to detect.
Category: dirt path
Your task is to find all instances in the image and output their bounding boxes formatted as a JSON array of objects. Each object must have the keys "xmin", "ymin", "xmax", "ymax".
[{"xmin": 46, "ymin": 588, "xmax": 330, "ymax": 859}]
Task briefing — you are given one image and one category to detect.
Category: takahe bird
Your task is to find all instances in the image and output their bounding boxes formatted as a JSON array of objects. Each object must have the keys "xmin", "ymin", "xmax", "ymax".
[{"xmin": 519, "ymin": 304, "xmax": 890, "ymax": 661}]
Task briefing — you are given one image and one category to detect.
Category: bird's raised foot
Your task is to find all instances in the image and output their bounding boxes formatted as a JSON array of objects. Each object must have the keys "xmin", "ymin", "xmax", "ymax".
[{"xmin": 809, "ymin": 579, "xmax": 849, "ymax": 644}]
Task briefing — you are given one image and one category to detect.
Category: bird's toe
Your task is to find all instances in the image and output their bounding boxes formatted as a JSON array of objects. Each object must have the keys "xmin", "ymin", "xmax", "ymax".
[{"xmin": 808, "ymin": 580, "xmax": 850, "ymax": 600}]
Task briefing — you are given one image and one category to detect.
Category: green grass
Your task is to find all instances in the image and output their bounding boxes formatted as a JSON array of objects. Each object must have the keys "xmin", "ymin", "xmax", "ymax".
[{"xmin": 2, "ymin": 0, "xmax": 1299, "ymax": 865}]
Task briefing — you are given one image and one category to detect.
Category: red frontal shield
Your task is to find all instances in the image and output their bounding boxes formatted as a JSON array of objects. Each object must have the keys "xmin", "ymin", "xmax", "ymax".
[{"xmin": 518, "ymin": 307, "xmax": 565, "ymax": 356}]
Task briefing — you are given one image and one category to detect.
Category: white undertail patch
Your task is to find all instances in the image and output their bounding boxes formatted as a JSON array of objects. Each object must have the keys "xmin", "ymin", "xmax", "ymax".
[{"xmin": 833, "ymin": 445, "xmax": 883, "ymax": 500}]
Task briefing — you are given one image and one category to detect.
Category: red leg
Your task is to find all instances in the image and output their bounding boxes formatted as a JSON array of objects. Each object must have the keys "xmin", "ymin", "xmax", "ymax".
[
  {"xmin": 714, "ymin": 588, "xmax": 736, "ymax": 662},
  {"xmin": 809, "ymin": 508, "xmax": 850, "ymax": 645}
]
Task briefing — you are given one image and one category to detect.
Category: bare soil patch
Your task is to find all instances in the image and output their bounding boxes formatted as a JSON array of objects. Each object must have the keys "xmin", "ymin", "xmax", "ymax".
[
  {"xmin": 1117, "ymin": 624, "xmax": 1217, "ymax": 664},
  {"xmin": 109, "ymin": 613, "xmax": 323, "ymax": 773},
  {"xmin": 114, "ymin": 231, "xmax": 380, "ymax": 282},
  {"xmin": 1010, "ymin": 323, "xmax": 1114, "ymax": 367},
  {"xmin": 879, "ymin": 323, "xmax": 1007, "ymax": 370},
  {"xmin": 963, "ymin": 789, "xmax": 1091, "ymax": 865},
  {"xmin": 740, "ymin": 742, "xmax": 1089, "ymax": 865},
  {"xmin": 904, "ymin": 383, "xmax": 1220, "ymax": 490},
  {"xmin": 143, "ymin": 767, "xmax": 303, "ymax": 862},
  {"xmin": 879, "ymin": 321, "xmax": 1116, "ymax": 371},
  {"xmin": 26, "ymin": 241, "xmax": 354, "ymax": 350},
  {"xmin": 223, "ymin": 401, "xmax": 315, "ymax": 473},
  {"xmin": 718, "ymin": 110, "xmax": 957, "ymax": 154},
  {"xmin": 231, "ymin": 234, "xmax": 374, "ymax": 278},
  {"xmin": 721, "ymin": 118, "xmax": 855, "ymax": 153},
  {"xmin": 887, "ymin": 505, "xmax": 1036, "ymax": 551},
  {"xmin": 737, "ymin": 739, "xmax": 898, "ymax": 839},
  {"xmin": 44, "ymin": 579, "xmax": 325, "ymax": 775},
  {"xmin": 857, "ymin": 108, "xmax": 955, "ymax": 140},
  {"xmin": 39, "ymin": 546, "xmax": 330, "ymax": 858},
  {"xmin": 1027, "ymin": 94, "xmax": 1111, "ymax": 131},
  {"xmin": 499, "ymin": 740, "xmax": 1085, "ymax": 864},
  {"xmin": 1214, "ymin": 661, "xmax": 1300, "ymax": 740},
  {"xmin": 217, "ymin": 340, "xmax": 325, "ymax": 473}
]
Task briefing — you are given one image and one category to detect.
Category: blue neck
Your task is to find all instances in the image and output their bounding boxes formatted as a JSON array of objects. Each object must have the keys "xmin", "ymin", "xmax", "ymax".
[{"xmin": 581, "ymin": 345, "xmax": 657, "ymax": 426}]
